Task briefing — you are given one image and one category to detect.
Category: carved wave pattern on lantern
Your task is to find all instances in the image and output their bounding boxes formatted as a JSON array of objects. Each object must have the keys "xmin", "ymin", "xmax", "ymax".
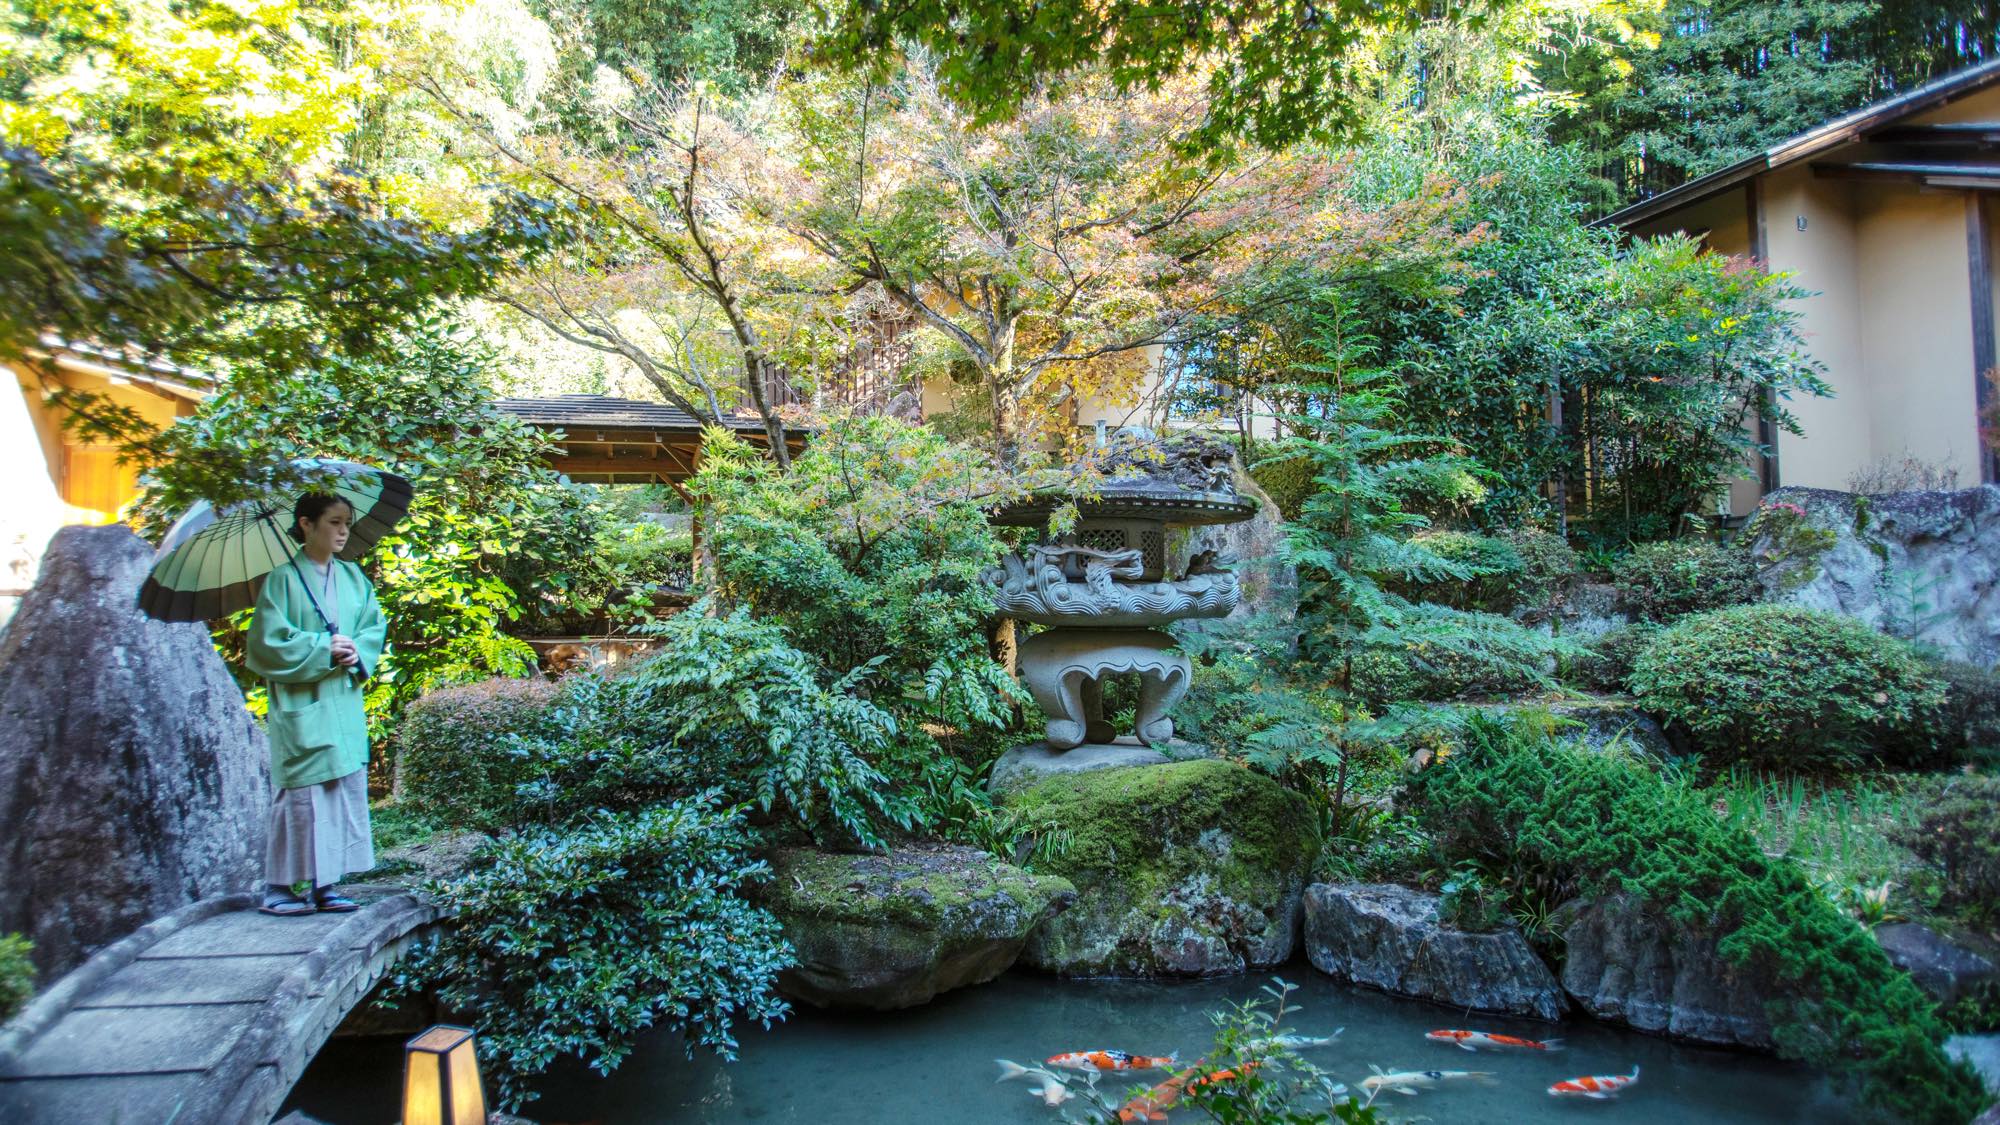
[{"xmin": 983, "ymin": 545, "xmax": 1239, "ymax": 628}]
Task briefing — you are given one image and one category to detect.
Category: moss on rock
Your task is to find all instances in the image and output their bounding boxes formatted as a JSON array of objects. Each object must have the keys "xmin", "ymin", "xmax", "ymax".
[
  {"xmin": 759, "ymin": 843, "xmax": 1075, "ymax": 1009},
  {"xmin": 997, "ymin": 759, "xmax": 1319, "ymax": 976}
]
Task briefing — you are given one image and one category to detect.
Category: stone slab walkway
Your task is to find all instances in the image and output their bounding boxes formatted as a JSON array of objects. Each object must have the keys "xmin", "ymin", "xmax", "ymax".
[{"xmin": 0, "ymin": 885, "xmax": 436, "ymax": 1125}]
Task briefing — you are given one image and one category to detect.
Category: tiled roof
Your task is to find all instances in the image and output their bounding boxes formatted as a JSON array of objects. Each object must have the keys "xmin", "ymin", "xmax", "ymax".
[
  {"xmin": 494, "ymin": 394, "xmax": 766, "ymax": 432},
  {"xmin": 1600, "ymin": 55, "xmax": 2000, "ymax": 230}
]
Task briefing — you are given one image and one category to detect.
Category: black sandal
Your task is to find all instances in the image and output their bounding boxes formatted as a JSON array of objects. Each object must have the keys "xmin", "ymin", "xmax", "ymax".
[{"xmin": 258, "ymin": 898, "xmax": 316, "ymax": 917}]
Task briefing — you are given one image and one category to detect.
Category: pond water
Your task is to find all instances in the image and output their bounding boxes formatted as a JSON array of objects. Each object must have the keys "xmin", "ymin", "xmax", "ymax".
[{"xmin": 284, "ymin": 969, "xmax": 1855, "ymax": 1124}]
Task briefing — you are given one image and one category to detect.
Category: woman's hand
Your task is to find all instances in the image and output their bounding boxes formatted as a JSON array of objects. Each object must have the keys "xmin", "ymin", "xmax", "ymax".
[{"xmin": 330, "ymin": 634, "xmax": 359, "ymax": 668}]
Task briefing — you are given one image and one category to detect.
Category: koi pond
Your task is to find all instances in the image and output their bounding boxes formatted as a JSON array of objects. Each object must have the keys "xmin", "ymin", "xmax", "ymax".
[{"xmin": 283, "ymin": 970, "xmax": 1855, "ymax": 1123}]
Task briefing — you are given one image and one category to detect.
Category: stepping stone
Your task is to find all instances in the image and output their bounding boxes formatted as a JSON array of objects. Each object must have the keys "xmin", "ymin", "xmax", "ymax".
[
  {"xmin": 2, "ymin": 1003, "xmax": 258, "ymax": 1077},
  {"xmin": 0, "ymin": 1073, "xmax": 195, "ymax": 1124},
  {"xmin": 140, "ymin": 912, "xmax": 344, "ymax": 959}
]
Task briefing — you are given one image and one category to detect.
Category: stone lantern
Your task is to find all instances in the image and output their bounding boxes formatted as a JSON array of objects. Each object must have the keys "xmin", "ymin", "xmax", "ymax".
[{"xmin": 984, "ymin": 442, "xmax": 1256, "ymax": 751}]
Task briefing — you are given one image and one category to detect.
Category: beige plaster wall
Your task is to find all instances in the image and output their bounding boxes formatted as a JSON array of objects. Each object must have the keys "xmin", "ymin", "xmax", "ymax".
[
  {"xmin": 1852, "ymin": 182, "xmax": 1983, "ymax": 486},
  {"xmin": 1757, "ymin": 163, "xmax": 1872, "ymax": 496},
  {"xmin": 1908, "ymin": 83, "xmax": 2000, "ymax": 126}
]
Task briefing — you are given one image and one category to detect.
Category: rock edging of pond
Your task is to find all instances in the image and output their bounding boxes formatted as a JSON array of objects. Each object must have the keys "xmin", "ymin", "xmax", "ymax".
[
  {"xmin": 758, "ymin": 844, "xmax": 1075, "ymax": 1010},
  {"xmin": 1302, "ymin": 883, "xmax": 1565, "ymax": 1020},
  {"xmin": 995, "ymin": 758, "xmax": 1318, "ymax": 977},
  {"xmin": 1558, "ymin": 893, "xmax": 1778, "ymax": 1049}
]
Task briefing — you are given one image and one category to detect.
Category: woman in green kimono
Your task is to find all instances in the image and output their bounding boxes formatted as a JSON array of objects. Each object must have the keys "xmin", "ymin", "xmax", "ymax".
[{"xmin": 246, "ymin": 492, "xmax": 388, "ymax": 916}]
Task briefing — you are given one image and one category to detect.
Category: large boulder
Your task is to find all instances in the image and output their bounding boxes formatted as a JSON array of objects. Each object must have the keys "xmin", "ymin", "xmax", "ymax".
[
  {"xmin": 1948, "ymin": 1034, "xmax": 2000, "ymax": 1099},
  {"xmin": 1873, "ymin": 922, "xmax": 1998, "ymax": 1007},
  {"xmin": 1749, "ymin": 485, "xmax": 2000, "ymax": 666},
  {"xmin": 1303, "ymin": 883, "xmax": 1564, "ymax": 1020},
  {"xmin": 0, "ymin": 526, "xmax": 269, "ymax": 979},
  {"xmin": 1558, "ymin": 894, "xmax": 1778, "ymax": 1049},
  {"xmin": 759, "ymin": 844, "xmax": 1075, "ymax": 1010},
  {"xmin": 997, "ymin": 759, "xmax": 1319, "ymax": 977}
]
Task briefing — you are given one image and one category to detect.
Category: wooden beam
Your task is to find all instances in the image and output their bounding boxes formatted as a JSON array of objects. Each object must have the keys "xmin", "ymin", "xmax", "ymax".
[
  {"xmin": 1813, "ymin": 160, "xmax": 2000, "ymax": 187},
  {"xmin": 1867, "ymin": 123, "xmax": 2000, "ymax": 147},
  {"xmin": 1970, "ymin": 193, "xmax": 1998, "ymax": 485},
  {"xmin": 1747, "ymin": 179, "xmax": 1779, "ymax": 495},
  {"xmin": 549, "ymin": 453, "xmax": 682, "ymax": 482}
]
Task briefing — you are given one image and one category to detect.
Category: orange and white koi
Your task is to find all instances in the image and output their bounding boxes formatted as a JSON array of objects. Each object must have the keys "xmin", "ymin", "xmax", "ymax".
[
  {"xmin": 995, "ymin": 1059, "xmax": 1075, "ymax": 1107},
  {"xmin": 1045, "ymin": 1048, "xmax": 1178, "ymax": 1073},
  {"xmin": 1360, "ymin": 1066, "xmax": 1494, "ymax": 1098},
  {"xmin": 1116, "ymin": 1062, "xmax": 1260, "ymax": 1122},
  {"xmin": 1548, "ymin": 1066, "xmax": 1640, "ymax": 1100},
  {"xmin": 1425, "ymin": 1029, "xmax": 1564, "ymax": 1052}
]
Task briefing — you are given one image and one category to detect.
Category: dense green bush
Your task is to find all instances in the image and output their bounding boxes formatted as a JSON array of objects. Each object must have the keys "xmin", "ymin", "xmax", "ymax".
[
  {"xmin": 694, "ymin": 416, "xmax": 1023, "ymax": 733},
  {"xmin": 1891, "ymin": 776, "xmax": 2000, "ymax": 932},
  {"xmin": 395, "ymin": 677, "xmax": 557, "ymax": 831},
  {"xmin": 1564, "ymin": 623, "xmax": 1659, "ymax": 694},
  {"xmin": 388, "ymin": 796, "xmax": 790, "ymax": 1110},
  {"xmin": 1611, "ymin": 539, "xmax": 1758, "ymax": 622},
  {"xmin": 1914, "ymin": 660, "xmax": 2000, "ymax": 770},
  {"xmin": 1409, "ymin": 719, "xmax": 1986, "ymax": 1123},
  {"xmin": 1630, "ymin": 605, "xmax": 1944, "ymax": 769},
  {"xmin": 0, "ymin": 933, "xmax": 33, "ymax": 1020}
]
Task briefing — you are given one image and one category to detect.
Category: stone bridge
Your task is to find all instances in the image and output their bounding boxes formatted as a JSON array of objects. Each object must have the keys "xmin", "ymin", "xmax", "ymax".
[{"xmin": 0, "ymin": 885, "xmax": 437, "ymax": 1124}]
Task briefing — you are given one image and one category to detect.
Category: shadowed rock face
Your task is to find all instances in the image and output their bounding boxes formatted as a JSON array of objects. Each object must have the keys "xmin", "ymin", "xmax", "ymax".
[
  {"xmin": 1558, "ymin": 894, "xmax": 1777, "ymax": 1049},
  {"xmin": 758, "ymin": 844, "xmax": 1075, "ymax": 1010},
  {"xmin": 1749, "ymin": 485, "xmax": 2000, "ymax": 667},
  {"xmin": 1303, "ymin": 883, "xmax": 1565, "ymax": 1021},
  {"xmin": 0, "ymin": 526, "xmax": 268, "ymax": 979}
]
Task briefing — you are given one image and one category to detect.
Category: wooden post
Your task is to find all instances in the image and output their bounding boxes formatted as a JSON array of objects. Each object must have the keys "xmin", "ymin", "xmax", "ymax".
[{"xmin": 1968, "ymin": 192, "xmax": 1998, "ymax": 484}]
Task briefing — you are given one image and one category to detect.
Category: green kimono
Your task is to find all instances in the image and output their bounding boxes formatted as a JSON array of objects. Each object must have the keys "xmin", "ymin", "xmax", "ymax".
[{"xmin": 246, "ymin": 558, "xmax": 387, "ymax": 790}]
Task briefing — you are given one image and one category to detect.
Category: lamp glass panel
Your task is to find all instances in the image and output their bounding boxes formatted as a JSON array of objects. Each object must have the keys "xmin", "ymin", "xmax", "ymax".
[
  {"xmin": 402, "ymin": 1050, "xmax": 443, "ymax": 1125},
  {"xmin": 447, "ymin": 1039, "xmax": 487, "ymax": 1125}
]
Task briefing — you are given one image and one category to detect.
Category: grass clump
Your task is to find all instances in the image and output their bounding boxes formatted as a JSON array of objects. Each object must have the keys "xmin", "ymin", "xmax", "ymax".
[
  {"xmin": 1408, "ymin": 718, "xmax": 1987, "ymax": 1123},
  {"xmin": 0, "ymin": 933, "xmax": 33, "ymax": 1020}
]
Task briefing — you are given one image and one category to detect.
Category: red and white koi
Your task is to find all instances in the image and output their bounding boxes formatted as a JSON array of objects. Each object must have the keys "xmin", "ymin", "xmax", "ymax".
[
  {"xmin": 1045, "ymin": 1048, "xmax": 1178, "ymax": 1073},
  {"xmin": 995, "ymin": 1059, "xmax": 1075, "ymax": 1107},
  {"xmin": 1425, "ymin": 1029, "xmax": 1564, "ymax": 1052},
  {"xmin": 1116, "ymin": 1062, "xmax": 1261, "ymax": 1122},
  {"xmin": 1548, "ymin": 1066, "xmax": 1641, "ymax": 1100}
]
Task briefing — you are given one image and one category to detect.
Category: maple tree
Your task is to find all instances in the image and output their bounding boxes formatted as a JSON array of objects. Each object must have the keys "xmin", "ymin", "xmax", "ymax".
[{"xmin": 780, "ymin": 63, "xmax": 1477, "ymax": 466}]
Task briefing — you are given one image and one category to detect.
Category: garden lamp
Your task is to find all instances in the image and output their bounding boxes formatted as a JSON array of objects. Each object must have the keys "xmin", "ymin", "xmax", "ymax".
[{"xmin": 402, "ymin": 1024, "xmax": 485, "ymax": 1125}]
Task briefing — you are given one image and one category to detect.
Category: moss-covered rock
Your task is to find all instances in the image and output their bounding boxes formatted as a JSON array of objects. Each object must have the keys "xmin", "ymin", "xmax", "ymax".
[
  {"xmin": 997, "ymin": 759, "xmax": 1319, "ymax": 977},
  {"xmin": 758, "ymin": 844, "xmax": 1075, "ymax": 1010}
]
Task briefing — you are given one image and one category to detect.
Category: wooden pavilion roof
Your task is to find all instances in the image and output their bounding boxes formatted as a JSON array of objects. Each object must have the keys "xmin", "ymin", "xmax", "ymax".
[{"xmin": 494, "ymin": 393, "xmax": 792, "ymax": 489}]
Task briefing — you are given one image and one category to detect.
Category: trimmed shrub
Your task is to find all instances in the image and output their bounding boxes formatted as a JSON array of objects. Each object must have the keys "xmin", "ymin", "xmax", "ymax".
[
  {"xmin": 1891, "ymin": 776, "xmax": 2000, "ymax": 931},
  {"xmin": 1630, "ymin": 605, "xmax": 1944, "ymax": 769},
  {"xmin": 1500, "ymin": 528, "xmax": 1579, "ymax": 620},
  {"xmin": 1611, "ymin": 538, "xmax": 1757, "ymax": 622},
  {"xmin": 387, "ymin": 795, "xmax": 790, "ymax": 1110},
  {"xmin": 1916, "ymin": 659, "xmax": 2000, "ymax": 770},
  {"xmin": 0, "ymin": 933, "xmax": 33, "ymax": 1020},
  {"xmin": 1409, "ymin": 719, "xmax": 1986, "ymax": 1124},
  {"xmin": 1564, "ymin": 623, "xmax": 1659, "ymax": 694},
  {"xmin": 394, "ymin": 677, "xmax": 557, "ymax": 831},
  {"xmin": 1349, "ymin": 640, "xmax": 1543, "ymax": 705}
]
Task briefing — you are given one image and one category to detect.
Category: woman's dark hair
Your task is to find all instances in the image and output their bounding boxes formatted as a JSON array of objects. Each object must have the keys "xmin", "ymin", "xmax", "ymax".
[{"xmin": 289, "ymin": 492, "xmax": 355, "ymax": 544}]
